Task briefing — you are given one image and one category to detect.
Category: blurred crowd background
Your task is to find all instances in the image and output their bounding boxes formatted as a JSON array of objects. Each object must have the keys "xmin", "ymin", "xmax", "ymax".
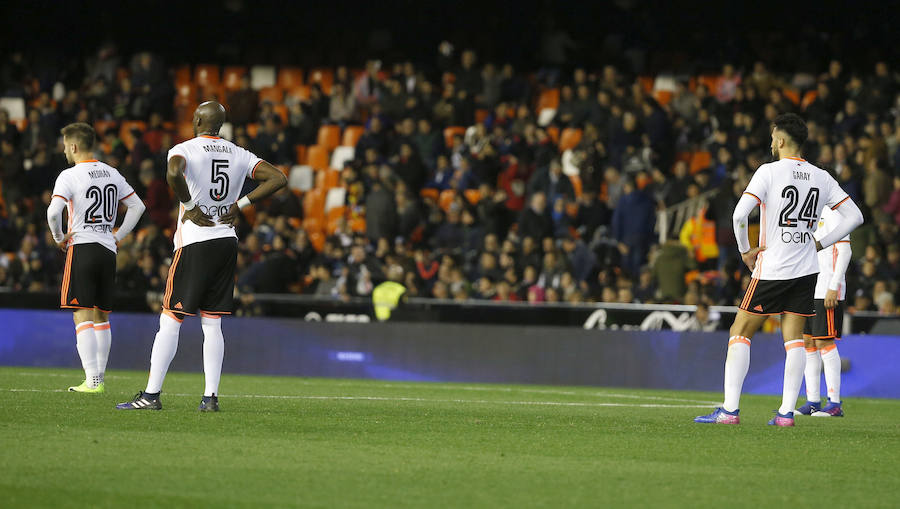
[{"xmin": 0, "ymin": 1, "xmax": 897, "ymax": 316}]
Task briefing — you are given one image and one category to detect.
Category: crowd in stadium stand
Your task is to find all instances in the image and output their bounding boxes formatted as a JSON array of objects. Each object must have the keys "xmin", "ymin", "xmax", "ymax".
[{"xmin": 0, "ymin": 44, "xmax": 898, "ymax": 316}]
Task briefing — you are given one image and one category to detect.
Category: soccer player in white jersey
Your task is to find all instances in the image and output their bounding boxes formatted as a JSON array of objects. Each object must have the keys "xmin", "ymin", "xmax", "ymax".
[
  {"xmin": 47, "ymin": 123, "xmax": 146, "ymax": 393},
  {"xmin": 117, "ymin": 101, "xmax": 286, "ymax": 411},
  {"xmin": 795, "ymin": 205, "xmax": 850, "ymax": 417},
  {"xmin": 694, "ymin": 113, "xmax": 863, "ymax": 427}
]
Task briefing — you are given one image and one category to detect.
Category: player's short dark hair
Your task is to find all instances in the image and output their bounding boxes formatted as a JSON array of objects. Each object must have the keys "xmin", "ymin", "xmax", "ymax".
[
  {"xmin": 771, "ymin": 113, "xmax": 808, "ymax": 147},
  {"xmin": 60, "ymin": 122, "xmax": 96, "ymax": 150}
]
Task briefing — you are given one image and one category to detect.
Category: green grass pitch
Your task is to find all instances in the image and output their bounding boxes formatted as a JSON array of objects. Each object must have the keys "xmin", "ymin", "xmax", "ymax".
[{"xmin": 1, "ymin": 367, "xmax": 898, "ymax": 508}]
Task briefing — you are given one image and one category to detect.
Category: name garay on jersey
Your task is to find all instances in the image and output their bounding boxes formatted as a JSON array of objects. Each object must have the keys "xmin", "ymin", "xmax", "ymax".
[{"xmin": 792, "ymin": 170, "xmax": 809, "ymax": 181}]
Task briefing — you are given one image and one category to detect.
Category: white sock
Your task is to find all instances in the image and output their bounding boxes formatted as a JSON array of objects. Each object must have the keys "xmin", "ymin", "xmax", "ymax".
[
  {"xmin": 821, "ymin": 343, "xmax": 841, "ymax": 403},
  {"xmin": 723, "ymin": 336, "xmax": 751, "ymax": 412},
  {"xmin": 94, "ymin": 322, "xmax": 111, "ymax": 383},
  {"xmin": 146, "ymin": 312, "xmax": 182, "ymax": 394},
  {"xmin": 779, "ymin": 340, "xmax": 806, "ymax": 415},
  {"xmin": 75, "ymin": 321, "xmax": 100, "ymax": 387},
  {"xmin": 804, "ymin": 346, "xmax": 821, "ymax": 403},
  {"xmin": 201, "ymin": 315, "xmax": 224, "ymax": 397}
]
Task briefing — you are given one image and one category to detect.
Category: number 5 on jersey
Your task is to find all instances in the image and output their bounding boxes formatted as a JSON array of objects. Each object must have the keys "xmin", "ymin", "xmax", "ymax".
[{"xmin": 210, "ymin": 159, "xmax": 229, "ymax": 201}]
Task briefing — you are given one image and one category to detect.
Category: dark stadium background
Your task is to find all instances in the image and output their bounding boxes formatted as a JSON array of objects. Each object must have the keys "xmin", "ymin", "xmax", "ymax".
[{"xmin": 6, "ymin": 1, "xmax": 896, "ymax": 71}]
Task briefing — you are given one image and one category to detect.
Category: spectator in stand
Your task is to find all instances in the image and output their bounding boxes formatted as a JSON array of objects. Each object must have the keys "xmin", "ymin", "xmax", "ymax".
[
  {"xmin": 137, "ymin": 159, "xmax": 172, "ymax": 229},
  {"xmin": 527, "ymin": 158, "xmax": 574, "ymax": 203},
  {"xmin": 228, "ymin": 75, "xmax": 258, "ymax": 127},
  {"xmin": 612, "ymin": 176, "xmax": 656, "ymax": 277},
  {"xmin": 518, "ymin": 192, "xmax": 553, "ymax": 241}
]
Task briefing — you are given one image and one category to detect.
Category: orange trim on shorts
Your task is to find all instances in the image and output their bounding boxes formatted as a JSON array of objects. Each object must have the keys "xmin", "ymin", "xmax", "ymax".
[
  {"xmin": 61, "ymin": 305, "xmax": 95, "ymax": 310},
  {"xmin": 740, "ymin": 278, "xmax": 759, "ymax": 309},
  {"xmin": 94, "ymin": 322, "xmax": 111, "ymax": 331},
  {"xmin": 60, "ymin": 246, "xmax": 74, "ymax": 307},
  {"xmin": 784, "ymin": 311, "xmax": 816, "ymax": 317},
  {"xmin": 198, "ymin": 309, "xmax": 231, "ymax": 315},
  {"xmin": 827, "ymin": 308, "xmax": 835, "ymax": 337},
  {"xmin": 163, "ymin": 249, "xmax": 183, "ymax": 308},
  {"xmin": 75, "ymin": 322, "xmax": 94, "ymax": 334},
  {"xmin": 830, "ymin": 196, "xmax": 850, "ymax": 210},
  {"xmin": 200, "ymin": 311, "xmax": 221, "ymax": 319},
  {"xmin": 728, "ymin": 336, "xmax": 751, "ymax": 347},
  {"xmin": 162, "ymin": 309, "xmax": 185, "ymax": 323}
]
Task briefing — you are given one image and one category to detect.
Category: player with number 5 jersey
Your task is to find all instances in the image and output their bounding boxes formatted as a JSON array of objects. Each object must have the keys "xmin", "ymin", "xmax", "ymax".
[{"xmin": 118, "ymin": 101, "xmax": 286, "ymax": 412}]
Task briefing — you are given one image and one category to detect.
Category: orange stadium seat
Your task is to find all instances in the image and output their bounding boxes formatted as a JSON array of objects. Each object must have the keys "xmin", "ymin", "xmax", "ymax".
[
  {"xmin": 94, "ymin": 120, "xmax": 118, "ymax": 137},
  {"xmin": 316, "ymin": 169, "xmax": 340, "ymax": 190},
  {"xmin": 463, "ymin": 189, "xmax": 481, "ymax": 205},
  {"xmin": 258, "ymin": 86, "xmax": 284, "ymax": 104},
  {"xmin": 696, "ymin": 75, "xmax": 719, "ymax": 92},
  {"xmin": 689, "ymin": 150, "xmax": 712, "ymax": 174},
  {"xmin": 638, "ymin": 76, "xmax": 654, "ymax": 94},
  {"xmin": 295, "ymin": 145, "xmax": 308, "ymax": 165},
  {"xmin": 222, "ymin": 66, "xmax": 246, "ymax": 91},
  {"xmin": 420, "ymin": 188, "xmax": 439, "ymax": 202},
  {"xmin": 349, "ymin": 216, "xmax": 366, "ymax": 233},
  {"xmin": 308, "ymin": 231, "xmax": 326, "ymax": 252},
  {"xmin": 278, "ymin": 67, "xmax": 304, "ymax": 89},
  {"xmin": 342, "ymin": 125, "xmax": 364, "ymax": 147},
  {"xmin": 801, "ymin": 90, "xmax": 818, "ymax": 110},
  {"xmin": 303, "ymin": 216, "xmax": 323, "ymax": 235},
  {"xmin": 246, "ymin": 123, "xmax": 259, "ymax": 138},
  {"xmin": 286, "ymin": 85, "xmax": 310, "ymax": 102},
  {"xmin": 558, "ymin": 127, "xmax": 582, "ymax": 152},
  {"xmin": 303, "ymin": 189, "xmax": 326, "ymax": 220},
  {"xmin": 475, "ymin": 108, "xmax": 489, "ymax": 125},
  {"xmin": 439, "ymin": 190, "xmax": 456, "ymax": 212},
  {"xmin": 443, "ymin": 126, "xmax": 466, "ymax": 148},
  {"xmin": 176, "ymin": 121, "xmax": 194, "ymax": 142},
  {"xmin": 546, "ymin": 126, "xmax": 560, "ymax": 145},
  {"xmin": 174, "ymin": 65, "xmax": 192, "ymax": 87},
  {"xmin": 308, "ymin": 68, "xmax": 333, "ymax": 94},
  {"xmin": 653, "ymin": 89, "xmax": 673, "ymax": 106},
  {"xmin": 194, "ymin": 64, "xmax": 220, "ymax": 88},
  {"xmin": 119, "ymin": 120, "xmax": 147, "ymax": 150},
  {"xmin": 537, "ymin": 88, "xmax": 560, "ymax": 110},
  {"xmin": 782, "ymin": 88, "xmax": 801, "ymax": 106},
  {"xmin": 273, "ymin": 104, "xmax": 288, "ymax": 124},
  {"xmin": 307, "ymin": 145, "xmax": 330, "ymax": 170},
  {"xmin": 569, "ymin": 174, "xmax": 582, "ymax": 199},
  {"xmin": 317, "ymin": 125, "xmax": 340, "ymax": 152},
  {"xmin": 326, "ymin": 206, "xmax": 347, "ymax": 234}
]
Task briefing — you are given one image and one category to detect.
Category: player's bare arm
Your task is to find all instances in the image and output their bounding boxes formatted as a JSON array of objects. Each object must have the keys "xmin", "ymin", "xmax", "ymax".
[
  {"xmin": 219, "ymin": 162, "xmax": 287, "ymax": 225},
  {"xmin": 167, "ymin": 155, "xmax": 214, "ymax": 227}
]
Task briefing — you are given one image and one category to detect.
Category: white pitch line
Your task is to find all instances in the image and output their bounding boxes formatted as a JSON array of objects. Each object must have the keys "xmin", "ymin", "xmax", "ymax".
[
  {"xmin": 0, "ymin": 388, "xmax": 712, "ymax": 409},
  {"xmin": 8, "ymin": 372, "xmax": 721, "ymax": 405}
]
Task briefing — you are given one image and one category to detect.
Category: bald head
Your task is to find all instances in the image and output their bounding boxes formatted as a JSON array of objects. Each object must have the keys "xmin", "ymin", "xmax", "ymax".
[{"xmin": 193, "ymin": 101, "xmax": 226, "ymax": 136}]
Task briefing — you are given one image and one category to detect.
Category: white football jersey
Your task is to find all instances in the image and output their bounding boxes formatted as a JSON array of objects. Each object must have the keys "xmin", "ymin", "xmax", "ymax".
[
  {"xmin": 813, "ymin": 207, "xmax": 850, "ymax": 300},
  {"xmin": 742, "ymin": 157, "xmax": 849, "ymax": 280},
  {"xmin": 167, "ymin": 135, "xmax": 262, "ymax": 250},
  {"xmin": 51, "ymin": 159, "xmax": 136, "ymax": 253}
]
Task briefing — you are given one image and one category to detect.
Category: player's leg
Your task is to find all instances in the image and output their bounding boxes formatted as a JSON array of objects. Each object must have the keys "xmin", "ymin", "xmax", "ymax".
[
  {"xmin": 694, "ymin": 309, "xmax": 766, "ymax": 423},
  {"xmin": 200, "ymin": 313, "xmax": 224, "ymax": 411},
  {"xmin": 797, "ymin": 334, "xmax": 822, "ymax": 414},
  {"xmin": 118, "ymin": 248, "xmax": 190, "ymax": 410},
  {"xmin": 776, "ymin": 313, "xmax": 808, "ymax": 424},
  {"xmin": 92, "ymin": 246, "xmax": 115, "ymax": 387},
  {"xmin": 813, "ymin": 338, "xmax": 843, "ymax": 415},
  {"xmin": 64, "ymin": 245, "xmax": 104, "ymax": 393},
  {"xmin": 70, "ymin": 308, "xmax": 103, "ymax": 392},
  {"xmin": 196, "ymin": 238, "xmax": 237, "ymax": 412},
  {"xmin": 93, "ymin": 309, "xmax": 111, "ymax": 386}
]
